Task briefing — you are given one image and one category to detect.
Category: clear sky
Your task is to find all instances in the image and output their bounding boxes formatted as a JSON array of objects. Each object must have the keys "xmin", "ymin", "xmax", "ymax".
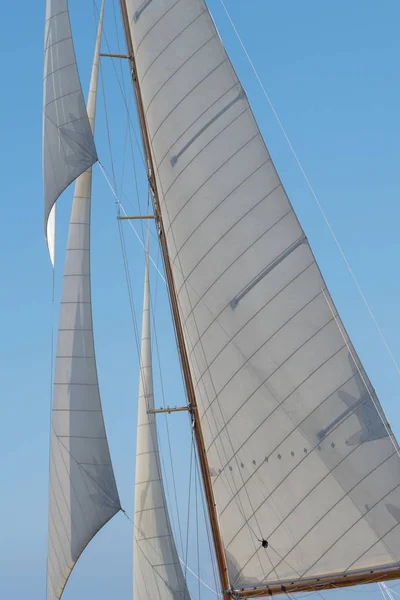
[{"xmin": 1, "ymin": 1, "xmax": 400, "ymax": 600}]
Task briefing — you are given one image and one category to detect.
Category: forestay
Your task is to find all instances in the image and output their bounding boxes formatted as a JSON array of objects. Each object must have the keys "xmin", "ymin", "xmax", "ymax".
[
  {"xmin": 134, "ymin": 240, "xmax": 189, "ymax": 600},
  {"xmin": 48, "ymin": 6, "xmax": 120, "ymax": 599},
  {"xmin": 125, "ymin": 0, "xmax": 400, "ymax": 591},
  {"xmin": 43, "ymin": 0, "xmax": 98, "ymax": 264}
]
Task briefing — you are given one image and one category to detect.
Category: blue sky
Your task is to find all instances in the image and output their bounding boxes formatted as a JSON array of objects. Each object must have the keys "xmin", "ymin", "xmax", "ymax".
[{"xmin": 1, "ymin": 1, "xmax": 400, "ymax": 599}]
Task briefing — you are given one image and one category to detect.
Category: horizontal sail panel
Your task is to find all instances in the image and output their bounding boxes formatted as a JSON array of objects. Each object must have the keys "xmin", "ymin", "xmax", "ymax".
[
  {"xmin": 125, "ymin": 0, "xmax": 400, "ymax": 591},
  {"xmin": 43, "ymin": 0, "xmax": 97, "ymax": 263}
]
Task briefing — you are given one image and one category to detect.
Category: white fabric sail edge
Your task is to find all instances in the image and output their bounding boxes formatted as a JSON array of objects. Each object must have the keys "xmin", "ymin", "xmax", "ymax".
[
  {"xmin": 43, "ymin": 0, "xmax": 98, "ymax": 265},
  {"xmin": 134, "ymin": 234, "xmax": 190, "ymax": 600},
  {"xmin": 47, "ymin": 5, "xmax": 120, "ymax": 599},
  {"xmin": 125, "ymin": 0, "xmax": 400, "ymax": 592}
]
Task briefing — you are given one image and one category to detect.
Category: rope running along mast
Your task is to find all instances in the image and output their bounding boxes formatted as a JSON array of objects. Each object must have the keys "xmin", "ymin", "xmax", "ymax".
[{"xmin": 118, "ymin": 2, "xmax": 231, "ymax": 599}]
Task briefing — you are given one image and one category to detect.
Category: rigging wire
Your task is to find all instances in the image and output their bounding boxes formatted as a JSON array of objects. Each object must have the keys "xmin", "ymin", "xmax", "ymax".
[
  {"xmin": 184, "ymin": 434, "xmax": 195, "ymax": 586},
  {"xmin": 98, "ymin": 48, "xmax": 206, "ymax": 598},
  {"xmin": 217, "ymin": 0, "xmax": 400, "ymax": 379},
  {"xmin": 45, "ymin": 268, "xmax": 56, "ymax": 600}
]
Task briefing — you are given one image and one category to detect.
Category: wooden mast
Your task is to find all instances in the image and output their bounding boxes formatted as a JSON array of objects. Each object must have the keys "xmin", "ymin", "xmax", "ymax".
[{"xmin": 118, "ymin": 2, "xmax": 230, "ymax": 598}]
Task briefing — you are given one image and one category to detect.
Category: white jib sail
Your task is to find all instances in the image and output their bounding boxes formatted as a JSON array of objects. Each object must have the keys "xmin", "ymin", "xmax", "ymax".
[
  {"xmin": 43, "ymin": 0, "xmax": 98, "ymax": 264},
  {"xmin": 47, "ymin": 5, "xmax": 120, "ymax": 599},
  {"xmin": 125, "ymin": 0, "xmax": 400, "ymax": 591},
  {"xmin": 134, "ymin": 236, "xmax": 190, "ymax": 600}
]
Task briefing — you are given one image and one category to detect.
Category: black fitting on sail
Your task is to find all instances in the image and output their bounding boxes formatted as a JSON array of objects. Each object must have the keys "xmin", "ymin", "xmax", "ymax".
[{"xmin": 261, "ymin": 539, "xmax": 269, "ymax": 549}]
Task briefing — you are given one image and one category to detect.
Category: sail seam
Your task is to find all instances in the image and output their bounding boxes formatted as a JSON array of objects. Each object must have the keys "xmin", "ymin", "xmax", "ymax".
[
  {"xmin": 45, "ymin": 10, "xmax": 68, "ymax": 23},
  {"xmin": 43, "ymin": 62, "xmax": 77, "ymax": 82},
  {"xmin": 171, "ymin": 90, "xmax": 246, "ymax": 166},
  {"xmin": 45, "ymin": 34, "xmax": 72, "ymax": 52},
  {"xmin": 221, "ymin": 372, "xmax": 359, "ymax": 548},
  {"xmin": 233, "ymin": 444, "xmax": 397, "ymax": 574},
  {"xmin": 144, "ymin": 35, "xmax": 218, "ymax": 116},
  {"xmin": 232, "ymin": 234, "xmax": 307, "ymax": 308},
  {"xmin": 156, "ymin": 82, "xmax": 239, "ymax": 169},
  {"xmin": 203, "ymin": 290, "xmax": 330, "ymax": 443},
  {"xmin": 174, "ymin": 160, "xmax": 274, "ymax": 257},
  {"xmin": 166, "ymin": 132, "xmax": 258, "ymax": 237},
  {"xmin": 139, "ymin": 10, "xmax": 208, "ymax": 84},
  {"xmin": 289, "ymin": 479, "xmax": 400, "ymax": 583},
  {"xmin": 214, "ymin": 343, "xmax": 348, "ymax": 507},
  {"xmin": 135, "ymin": 0, "xmax": 184, "ymax": 55},
  {"xmin": 163, "ymin": 107, "xmax": 251, "ymax": 202},
  {"xmin": 179, "ymin": 202, "xmax": 290, "ymax": 303},
  {"xmin": 182, "ymin": 240, "xmax": 313, "ymax": 347},
  {"xmin": 196, "ymin": 288, "xmax": 340, "ymax": 400},
  {"xmin": 150, "ymin": 58, "xmax": 228, "ymax": 144}
]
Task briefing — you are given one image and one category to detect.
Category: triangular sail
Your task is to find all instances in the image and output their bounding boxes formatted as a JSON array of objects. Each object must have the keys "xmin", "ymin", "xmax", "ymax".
[
  {"xmin": 124, "ymin": 0, "xmax": 400, "ymax": 593},
  {"xmin": 47, "ymin": 5, "xmax": 120, "ymax": 599},
  {"xmin": 134, "ymin": 235, "xmax": 189, "ymax": 600},
  {"xmin": 43, "ymin": 0, "xmax": 98, "ymax": 264}
]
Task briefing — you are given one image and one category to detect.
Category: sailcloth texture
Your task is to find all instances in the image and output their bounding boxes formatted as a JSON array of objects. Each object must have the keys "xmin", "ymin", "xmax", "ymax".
[
  {"xmin": 134, "ymin": 245, "xmax": 189, "ymax": 600},
  {"xmin": 47, "ymin": 6, "xmax": 120, "ymax": 599},
  {"xmin": 125, "ymin": 0, "xmax": 400, "ymax": 590},
  {"xmin": 43, "ymin": 0, "xmax": 98, "ymax": 263}
]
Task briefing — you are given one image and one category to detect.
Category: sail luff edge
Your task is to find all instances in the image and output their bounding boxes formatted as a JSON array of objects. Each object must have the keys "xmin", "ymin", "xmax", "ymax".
[{"xmin": 118, "ymin": 1, "xmax": 230, "ymax": 597}]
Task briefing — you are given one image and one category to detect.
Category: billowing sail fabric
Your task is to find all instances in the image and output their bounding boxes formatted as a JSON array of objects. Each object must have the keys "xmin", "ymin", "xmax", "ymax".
[
  {"xmin": 125, "ymin": 0, "xmax": 400, "ymax": 591},
  {"xmin": 134, "ymin": 244, "xmax": 189, "ymax": 600},
  {"xmin": 48, "ymin": 6, "xmax": 120, "ymax": 599},
  {"xmin": 43, "ymin": 0, "xmax": 98, "ymax": 263}
]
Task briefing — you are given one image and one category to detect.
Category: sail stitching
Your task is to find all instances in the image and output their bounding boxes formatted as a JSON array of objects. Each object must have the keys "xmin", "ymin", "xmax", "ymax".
[
  {"xmin": 214, "ymin": 343, "xmax": 348, "ymax": 504},
  {"xmin": 166, "ymin": 132, "xmax": 258, "ymax": 237},
  {"xmin": 150, "ymin": 59, "xmax": 228, "ymax": 144},
  {"xmin": 45, "ymin": 34, "xmax": 72, "ymax": 52},
  {"xmin": 139, "ymin": 9, "xmax": 208, "ymax": 84},
  {"xmin": 135, "ymin": 0, "xmax": 186, "ymax": 55},
  {"xmin": 179, "ymin": 202, "xmax": 290, "ymax": 305},
  {"xmin": 203, "ymin": 290, "xmax": 332, "ymax": 446},
  {"xmin": 171, "ymin": 90, "xmax": 246, "ymax": 166},
  {"xmin": 163, "ymin": 107, "xmax": 251, "ymax": 203},
  {"xmin": 232, "ymin": 446, "xmax": 397, "ymax": 581},
  {"xmin": 174, "ymin": 160, "xmax": 274, "ymax": 257},
  {"xmin": 289, "ymin": 480, "xmax": 400, "ymax": 583},
  {"xmin": 155, "ymin": 82, "xmax": 239, "ymax": 170},
  {"xmin": 183, "ymin": 252, "xmax": 314, "ymax": 353},
  {"xmin": 199, "ymin": 291, "xmax": 333, "ymax": 401},
  {"xmin": 231, "ymin": 234, "xmax": 307, "ymax": 308},
  {"xmin": 144, "ymin": 35, "xmax": 218, "ymax": 117}
]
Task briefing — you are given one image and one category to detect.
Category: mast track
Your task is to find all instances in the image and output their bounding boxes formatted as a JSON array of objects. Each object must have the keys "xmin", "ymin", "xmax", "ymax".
[{"xmin": 119, "ymin": 2, "xmax": 230, "ymax": 598}]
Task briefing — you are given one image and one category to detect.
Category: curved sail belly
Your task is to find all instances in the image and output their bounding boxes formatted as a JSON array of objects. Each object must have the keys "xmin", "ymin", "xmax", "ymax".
[
  {"xmin": 47, "ymin": 6, "xmax": 120, "ymax": 598},
  {"xmin": 43, "ymin": 0, "xmax": 98, "ymax": 263},
  {"xmin": 125, "ymin": 0, "xmax": 400, "ymax": 590}
]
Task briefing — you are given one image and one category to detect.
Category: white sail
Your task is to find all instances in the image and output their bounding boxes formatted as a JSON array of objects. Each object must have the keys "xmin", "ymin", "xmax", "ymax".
[
  {"xmin": 125, "ymin": 0, "xmax": 400, "ymax": 592},
  {"xmin": 47, "ymin": 5, "xmax": 120, "ymax": 599},
  {"xmin": 134, "ymin": 237, "xmax": 189, "ymax": 600},
  {"xmin": 43, "ymin": 0, "xmax": 98, "ymax": 264}
]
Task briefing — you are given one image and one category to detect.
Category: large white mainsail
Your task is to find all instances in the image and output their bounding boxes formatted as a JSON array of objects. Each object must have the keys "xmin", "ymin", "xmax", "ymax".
[
  {"xmin": 47, "ymin": 5, "xmax": 120, "ymax": 599},
  {"xmin": 124, "ymin": 0, "xmax": 400, "ymax": 594},
  {"xmin": 43, "ymin": 0, "xmax": 98, "ymax": 264},
  {"xmin": 134, "ymin": 236, "xmax": 189, "ymax": 600}
]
